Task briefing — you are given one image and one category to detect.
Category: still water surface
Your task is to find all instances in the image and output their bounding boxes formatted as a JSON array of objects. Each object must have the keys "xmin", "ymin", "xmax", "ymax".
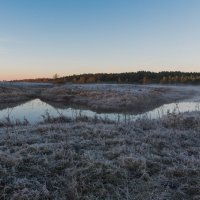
[{"xmin": 0, "ymin": 99, "xmax": 199, "ymax": 124}]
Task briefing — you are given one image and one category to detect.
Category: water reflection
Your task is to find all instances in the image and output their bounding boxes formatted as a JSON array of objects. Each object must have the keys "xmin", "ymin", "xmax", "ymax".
[{"xmin": 0, "ymin": 98, "xmax": 199, "ymax": 124}]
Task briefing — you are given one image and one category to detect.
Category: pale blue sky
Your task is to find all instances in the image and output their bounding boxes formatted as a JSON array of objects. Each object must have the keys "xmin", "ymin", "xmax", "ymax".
[{"xmin": 0, "ymin": 0, "xmax": 200, "ymax": 80}]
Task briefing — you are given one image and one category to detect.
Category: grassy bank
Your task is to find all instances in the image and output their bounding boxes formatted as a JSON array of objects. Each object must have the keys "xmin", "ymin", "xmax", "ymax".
[
  {"xmin": 40, "ymin": 84, "xmax": 197, "ymax": 113},
  {"xmin": 0, "ymin": 83, "xmax": 198, "ymax": 114}
]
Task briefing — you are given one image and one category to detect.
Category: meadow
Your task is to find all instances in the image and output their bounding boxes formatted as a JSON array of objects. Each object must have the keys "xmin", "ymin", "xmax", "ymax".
[{"xmin": 0, "ymin": 83, "xmax": 200, "ymax": 199}]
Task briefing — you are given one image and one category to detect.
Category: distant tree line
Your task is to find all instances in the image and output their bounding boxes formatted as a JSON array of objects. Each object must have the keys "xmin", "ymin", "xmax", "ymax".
[
  {"xmin": 13, "ymin": 71, "xmax": 200, "ymax": 85},
  {"xmin": 54, "ymin": 71, "xmax": 200, "ymax": 84},
  {"xmin": 12, "ymin": 78, "xmax": 52, "ymax": 83}
]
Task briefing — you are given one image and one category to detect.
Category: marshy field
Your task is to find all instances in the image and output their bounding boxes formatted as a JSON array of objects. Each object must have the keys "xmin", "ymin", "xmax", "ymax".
[{"xmin": 0, "ymin": 82, "xmax": 200, "ymax": 199}]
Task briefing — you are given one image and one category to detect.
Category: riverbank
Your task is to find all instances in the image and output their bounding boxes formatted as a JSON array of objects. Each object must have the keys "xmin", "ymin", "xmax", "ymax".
[
  {"xmin": 0, "ymin": 83, "xmax": 51, "ymax": 109},
  {"xmin": 0, "ymin": 83, "xmax": 199, "ymax": 114},
  {"xmin": 0, "ymin": 111, "xmax": 200, "ymax": 199},
  {"xmin": 40, "ymin": 84, "xmax": 197, "ymax": 113}
]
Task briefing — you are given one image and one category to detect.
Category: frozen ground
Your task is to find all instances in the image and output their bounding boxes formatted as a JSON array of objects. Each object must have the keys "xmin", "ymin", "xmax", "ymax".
[
  {"xmin": 0, "ymin": 86, "xmax": 31, "ymax": 104},
  {"xmin": 1, "ymin": 83, "xmax": 199, "ymax": 113},
  {"xmin": 0, "ymin": 83, "xmax": 200, "ymax": 199},
  {"xmin": 0, "ymin": 82, "xmax": 51, "ymax": 106},
  {"xmin": 0, "ymin": 81, "xmax": 53, "ymax": 88},
  {"xmin": 40, "ymin": 84, "xmax": 199, "ymax": 113},
  {"xmin": 0, "ymin": 112, "xmax": 200, "ymax": 199}
]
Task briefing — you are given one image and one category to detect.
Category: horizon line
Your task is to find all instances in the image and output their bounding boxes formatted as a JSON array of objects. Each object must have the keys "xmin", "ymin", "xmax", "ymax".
[{"xmin": 2, "ymin": 70, "xmax": 200, "ymax": 82}]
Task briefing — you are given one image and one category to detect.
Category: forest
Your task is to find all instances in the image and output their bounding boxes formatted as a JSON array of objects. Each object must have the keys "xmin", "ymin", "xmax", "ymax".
[{"xmin": 13, "ymin": 71, "xmax": 200, "ymax": 84}]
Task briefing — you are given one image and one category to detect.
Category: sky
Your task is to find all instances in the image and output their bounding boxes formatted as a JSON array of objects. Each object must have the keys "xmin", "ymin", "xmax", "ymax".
[{"xmin": 1, "ymin": 0, "xmax": 200, "ymax": 80}]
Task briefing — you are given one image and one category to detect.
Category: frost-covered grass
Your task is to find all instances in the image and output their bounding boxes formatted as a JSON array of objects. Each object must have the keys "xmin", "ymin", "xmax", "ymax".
[
  {"xmin": 0, "ymin": 112, "xmax": 200, "ymax": 199},
  {"xmin": 41, "ymin": 84, "xmax": 198, "ymax": 113},
  {"xmin": 0, "ymin": 81, "xmax": 53, "ymax": 88},
  {"xmin": 0, "ymin": 83, "xmax": 199, "ymax": 113},
  {"xmin": 0, "ymin": 83, "xmax": 50, "ymax": 104},
  {"xmin": 0, "ymin": 86, "xmax": 31, "ymax": 104}
]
